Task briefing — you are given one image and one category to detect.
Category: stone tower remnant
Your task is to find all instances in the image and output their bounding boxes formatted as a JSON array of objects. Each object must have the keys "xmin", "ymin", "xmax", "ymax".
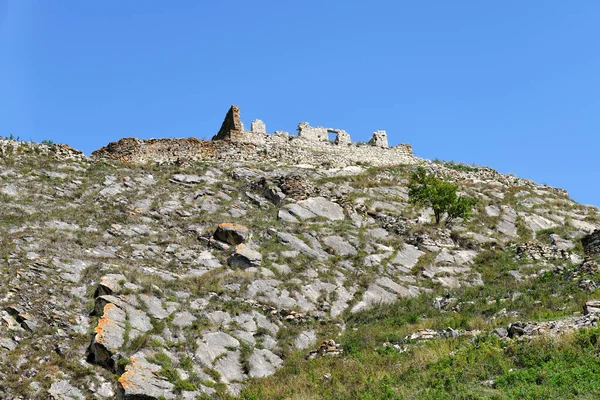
[
  {"xmin": 368, "ymin": 130, "xmax": 389, "ymax": 148},
  {"xmin": 251, "ymin": 119, "xmax": 267, "ymax": 134},
  {"xmin": 212, "ymin": 105, "xmax": 243, "ymax": 141}
]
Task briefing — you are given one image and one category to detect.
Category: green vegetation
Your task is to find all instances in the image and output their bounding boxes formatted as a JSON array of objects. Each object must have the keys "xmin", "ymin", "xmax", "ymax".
[
  {"xmin": 239, "ymin": 248, "xmax": 599, "ymax": 399},
  {"xmin": 408, "ymin": 166, "xmax": 478, "ymax": 225}
]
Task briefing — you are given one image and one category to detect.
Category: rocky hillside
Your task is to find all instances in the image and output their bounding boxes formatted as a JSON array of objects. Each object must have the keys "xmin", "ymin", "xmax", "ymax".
[{"xmin": 0, "ymin": 138, "xmax": 599, "ymax": 399}]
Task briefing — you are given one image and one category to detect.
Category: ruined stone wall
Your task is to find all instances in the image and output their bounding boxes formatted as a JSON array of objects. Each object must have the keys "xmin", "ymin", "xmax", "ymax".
[
  {"xmin": 92, "ymin": 105, "xmax": 415, "ymax": 167},
  {"xmin": 92, "ymin": 136, "xmax": 415, "ymax": 167},
  {"xmin": 582, "ymin": 230, "xmax": 600, "ymax": 257}
]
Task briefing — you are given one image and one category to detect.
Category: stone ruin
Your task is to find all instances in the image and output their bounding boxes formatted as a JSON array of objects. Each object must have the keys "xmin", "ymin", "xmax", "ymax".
[
  {"xmin": 582, "ymin": 230, "xmax": 600, "ymax": 257},
  {"xmin": 93, "ymin": 105, "xmax": 415, "ymax": 167},
  {"xmin": 213, "ymin": 105, "xmax": 392, "ymax": 149}
]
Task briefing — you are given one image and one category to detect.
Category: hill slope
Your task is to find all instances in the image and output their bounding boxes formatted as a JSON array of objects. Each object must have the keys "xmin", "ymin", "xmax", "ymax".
[{"xmin": 0, "ymin": 138, "xmax": 599, "ymax": 399}]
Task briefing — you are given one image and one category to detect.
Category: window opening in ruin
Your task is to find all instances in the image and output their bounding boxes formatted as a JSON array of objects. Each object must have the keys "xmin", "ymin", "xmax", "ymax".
[{"xmin": 327, "ymin": 131, "xmax": 337, "ymax": 143}]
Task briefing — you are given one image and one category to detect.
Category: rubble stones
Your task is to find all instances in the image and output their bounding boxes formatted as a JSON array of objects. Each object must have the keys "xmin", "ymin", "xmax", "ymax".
[
  {"xmin": 515, "ymin": 242, "xmax": 570, "ymax": 261},
  {"xmin": 584, "ymin": 300, "xmax": 600, "ymax": 315},
  {"xmin": 305, "ymin": 339, "xmax": 343, "ymax": 360}
]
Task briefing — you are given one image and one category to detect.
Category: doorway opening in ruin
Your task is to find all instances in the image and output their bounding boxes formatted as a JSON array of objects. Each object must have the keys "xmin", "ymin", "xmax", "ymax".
[{"xmin": 327, "ymin": 131, "xmax": 337, "ymax": 143}]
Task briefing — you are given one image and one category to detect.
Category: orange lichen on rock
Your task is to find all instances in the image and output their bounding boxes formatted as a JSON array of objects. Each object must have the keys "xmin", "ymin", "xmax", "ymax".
[
  {"xmin": 117, "ymin": 357, "xmax": 137, "ymax": 389},
  {"xmin": 93, "ymin": 303, "xmax": 118, "ymax": 342},
  {"xmin": 218, "ymin": 222, "xmax": 248, "ymax": 231}
]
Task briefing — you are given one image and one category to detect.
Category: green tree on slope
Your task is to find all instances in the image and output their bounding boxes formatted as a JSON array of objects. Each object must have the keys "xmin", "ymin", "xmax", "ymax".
[{"xmin": 408, "ymin": 166, "xmax": 477, "ymax": 226}]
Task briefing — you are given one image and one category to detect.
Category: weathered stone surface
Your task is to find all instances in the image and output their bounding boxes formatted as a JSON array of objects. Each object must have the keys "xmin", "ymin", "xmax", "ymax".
[
  {"xmin": 171, "ymin": 311, "xmax": 196, "ymax": 328},
  {"xmin": 95, "ymin": 274, "xmax": 126, "ymax": 297},
  {"xmin": 213, "ymin": 105, "xmax": 243, "ymax": 141},
  {"xmin": 298, "ymin": 197, "xmax": 344, "ymax": 221},
  {"xmin": 118, "ymin": 353, "xmax": 175, "ymax": 399},
  {"xmin": 493, "ymin": 327, "xmax": 509, "ymax": 338},
  {"xmin": 214, "ymin": 223, "xmax": 249, "ymax": 246},
  {"xmin": 48, "ymin": 380, "xmax": 84, "ymax": 400},
  {"xmin": 214, "ymin": 350, "xmax": 245, "ymax": 383},
  {"xmin": 392, "ymin": 245, "xmax": 425, "ymax": 269},
  {"xmin": 89, "ymin": 302, "xmax": 127, "ymax": 369},
  {"xmin": 282, "ymin": 203, "xmax": 318, "ymax": 221},
  {"xmin": 264, "ymin": 186, "xmax": 286, "ymax": 205},
  {"xmin": 351, "ymin": 284, "xmax": 397, "ymax": 313},
  {"xmin": 228, "ymin": 244, "xmax": 262, "ymax": 268},
  {"xmin": 248, "ymin": 349, "xmax": 283, "ymax": 378},
  {"xmin": 523, "ymin": 214, "xmax": 555, "ymax": 235},
  {"xmin": 170, "ymin": 174, "xmax": 203, "ymax": 185},
  {"xmin": 251, "ymin": 119, "xmax": 267, "ymax": 134},
  {"xmin": 139, "ymin": 294, "xmax": 170, "ymax": 320},
  {"xmin": 195, "ymin": 332, "xmax": 240, "ymax": 366},
  {"xmin": 375, "ymin": 277, "xmax": 416, "ymax": 298},
  {"xmin": 295, "ymin": 330, "xmax": 317, "ymax": 350},
  {"xmin": 368, "ymin": 130, "xmax": 388, "ymax": 148},
  {"xmin": 276, "ymin": 232, "xmax": 329, "ymax": 259},
  {"xmin": 323, "ymin": 235, "xmax": 357, "ymax": 256}
]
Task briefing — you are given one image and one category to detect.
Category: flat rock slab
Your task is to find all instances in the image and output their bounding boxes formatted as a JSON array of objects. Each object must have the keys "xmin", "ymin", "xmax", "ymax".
[
  {"xmin": 139, "ymin": 294, "xmax": 170, "ymax": 320},
  {"xmin": 282, "ymin": 203, "xmax": 318, "ymax": 221},
  {"xmin": 171, "ymin": 311, "xmax": 196, "ymax": 328},
  {"xmin": 392, "ymin": 245, "xmax": 425, "ymax": 269},
  {"xmin": 375, "ymin": 277, "xmax": 416, "ymax": 298},
  {"xmin": 485, "ymin": 205, "xmax": 501, "ymax": 217},
  {"xmin": 295, "ymin": 330, "xmax": 317, "ymax": 350},
  {"xmin": 48, "ymin": 380, "xmax": 84, "ymax": 400},
  {"xmin": 323, "ymin": 236, "xmax": 357, "ymax": 256},
  {"xmin": 170, "ymin": 174, "xmax": 203, "ymax": 184},
  {"xmin": 351, "ymin": 283, "xmax": 397, "ymax": 313},
  {"xmin": 214, "ymin": 350, "xmax": 245, "ymax": 383},
  {"xmin": 523, "ymin": 214, "xmax": 555, "ymax": 235},
  {"xmin": 277, "ymin": 232, "xmax": 329, "ymax": 259},
  {"xmin": 196, "ymin": 332, "xmax": 240, "ymax": 366},
  {"xmin": 248, "ymin": 348, "xmax": 283, "ymax": 378},
  {"xmin": 297, "ymin": 197, "xmax": 345, "ymax": 221}
]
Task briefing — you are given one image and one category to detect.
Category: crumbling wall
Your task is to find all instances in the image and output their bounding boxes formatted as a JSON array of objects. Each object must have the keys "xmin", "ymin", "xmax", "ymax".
[
  {"xmin": 297, "ymin": 122, "xmax": 329, "ymax": 142},
  {"xmin": 582, "ymin": 230, "xmax": 600, "ymax": 257},
  {"xmin": 92, "ymin": 136, "xmax": 415, "ymax": 167}
]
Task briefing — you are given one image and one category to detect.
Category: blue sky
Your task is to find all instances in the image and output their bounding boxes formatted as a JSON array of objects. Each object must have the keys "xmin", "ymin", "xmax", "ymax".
[{"xmin": 1, "ymin": 1, "xmax": 598, "ymax": 206}]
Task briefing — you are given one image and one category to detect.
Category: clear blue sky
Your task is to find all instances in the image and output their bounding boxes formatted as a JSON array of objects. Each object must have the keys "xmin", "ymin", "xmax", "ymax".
[{"xmin": 1, "ymin": 1, "xmax": 598, "ymax": 206}]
